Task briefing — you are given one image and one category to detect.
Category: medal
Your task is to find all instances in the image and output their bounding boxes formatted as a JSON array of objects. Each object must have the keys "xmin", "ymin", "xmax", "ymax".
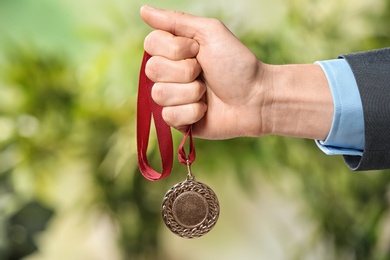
[
  {"xmin": 137, "ymin": 51, "xmax": 220, "ymax": 238},
  {"xmin": 162, "ymin": 162, "xmax": 219, "ymax": 238}
]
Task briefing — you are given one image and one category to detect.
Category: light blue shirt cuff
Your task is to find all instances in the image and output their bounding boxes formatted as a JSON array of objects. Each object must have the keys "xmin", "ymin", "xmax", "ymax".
[{"xmin": 315, "ymin": 59, "xmax": 364, "ymax": 156}]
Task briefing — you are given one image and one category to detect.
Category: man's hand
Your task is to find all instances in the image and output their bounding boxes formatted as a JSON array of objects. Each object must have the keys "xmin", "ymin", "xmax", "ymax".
[
  {"xmin": 140, "ymin": 6, "xmax": 270, "ymax": 139},
  {"xmin": 140, "ymin": 6, "xmax": 333, "ymax": 141}
]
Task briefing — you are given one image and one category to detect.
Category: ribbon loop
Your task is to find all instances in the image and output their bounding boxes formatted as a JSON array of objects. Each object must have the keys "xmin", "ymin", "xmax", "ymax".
[
  {"xmin": 178, "ymin": 126, "xmax": 196, "ymax": 165},
  {"xmin": 137, "ymin": 51, "xmax": 196, "ymax": 181},
  {"xmin": 137, "ymin": 52, "xmax": 173, "ymax": 181}
]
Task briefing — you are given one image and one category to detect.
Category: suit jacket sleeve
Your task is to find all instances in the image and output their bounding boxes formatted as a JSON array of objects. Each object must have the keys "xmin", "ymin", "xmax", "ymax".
[{"xmin": 340, "ymin": 47, "xmax": 390, "ymax": 171}]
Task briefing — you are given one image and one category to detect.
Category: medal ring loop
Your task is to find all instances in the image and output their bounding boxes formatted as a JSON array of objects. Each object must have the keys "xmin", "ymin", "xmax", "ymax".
[{"xmin": 186, "ymin": 160, "xmax": 195, "ymax": 180}]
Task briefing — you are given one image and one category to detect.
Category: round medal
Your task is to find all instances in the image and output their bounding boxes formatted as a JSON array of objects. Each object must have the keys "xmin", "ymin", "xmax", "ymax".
[{"xmin": 162, "ymin": 175, "xmax": 220, "ymax": 238}]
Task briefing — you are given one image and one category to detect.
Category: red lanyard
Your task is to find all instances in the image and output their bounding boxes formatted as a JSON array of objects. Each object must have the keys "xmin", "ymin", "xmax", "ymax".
[{"xmin": 137, "ymin": 51, "xmax": 196, "ymax": 181}]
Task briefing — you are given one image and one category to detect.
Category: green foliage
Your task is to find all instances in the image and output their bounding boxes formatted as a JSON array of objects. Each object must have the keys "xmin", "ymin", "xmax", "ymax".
[{"xmin": 0, "ymin": 49, "xmax": 71, "ymax": 259}]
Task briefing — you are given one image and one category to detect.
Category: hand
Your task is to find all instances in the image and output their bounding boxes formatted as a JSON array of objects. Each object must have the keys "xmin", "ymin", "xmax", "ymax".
[
  {"xmin": 140, "ymin": 6, "xmax": 270, "ymax": 139},
  {"xmin": 140, "ymin": 6, "xmax": 333, "ymax": 141}
]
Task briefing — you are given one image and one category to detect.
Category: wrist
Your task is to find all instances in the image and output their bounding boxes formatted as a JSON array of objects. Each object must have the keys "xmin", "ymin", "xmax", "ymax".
[
  {"xmin": 234, "ymin": 61, "xmax": 274, "ymax": 137},
  {"xmin": 264, "ymin": 63, "xmax": 333, "ymax": 140}
]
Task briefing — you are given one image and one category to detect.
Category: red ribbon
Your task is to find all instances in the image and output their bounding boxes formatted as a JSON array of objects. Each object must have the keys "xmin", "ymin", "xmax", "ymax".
[{"xmin": 137, "ymin": 51, "xmax": 196, "ymax": 181}]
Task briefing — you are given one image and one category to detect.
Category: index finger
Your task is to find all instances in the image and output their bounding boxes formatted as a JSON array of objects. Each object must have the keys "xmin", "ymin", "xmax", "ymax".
[{"xmin": 144, "ymin": 30, "xmax": 199, "ymax": 60}]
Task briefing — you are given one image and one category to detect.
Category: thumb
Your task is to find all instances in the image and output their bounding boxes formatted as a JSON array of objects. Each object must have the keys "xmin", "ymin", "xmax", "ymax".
[{"xmin": 140, "ymin": 6, "xmax": 204, "ymax": 39}]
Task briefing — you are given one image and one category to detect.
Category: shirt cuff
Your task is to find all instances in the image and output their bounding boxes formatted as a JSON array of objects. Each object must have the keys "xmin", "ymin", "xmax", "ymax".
[{"xmin": 314, "ymin": 59, "xmax": 364, "ymax": 156}]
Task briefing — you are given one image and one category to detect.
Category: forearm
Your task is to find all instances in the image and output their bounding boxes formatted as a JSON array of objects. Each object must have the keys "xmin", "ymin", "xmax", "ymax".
[{"xmin": 262, "ymin": 63, "xmax": 334, "ymax": 140}]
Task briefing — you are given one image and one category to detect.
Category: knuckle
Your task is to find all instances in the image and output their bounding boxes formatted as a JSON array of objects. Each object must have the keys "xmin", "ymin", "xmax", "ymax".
[
  {"xmin": 144, "ymin": 30, "xmax": 161, "ymax": 54},
  {"xmin": 193, "ymin": 102, "xmax": 207, "ymax": 120},
  {"xmin": 183, "ymin": 59, "xmax": 200, "ymax": 81},
  {"xmin": 171, "ymin": 11, "xmax": 187, "ymax": 34},
  {"xmin": 143, "ymin": 33, "xmax": 153, "ymax": 52},
  {"xmin": 189, "ymin": 104, "xmax": 198, "ymax": 119},
  {"xmin": 151, "ymin": 84, "xmax": 164, "ymax": 104},
  {"xmin": 162, "ymin": 107, "xmax": 177, "ymax": 126},
  {"xmin": 170, "ymin": 42, "xmax": 181, "ymax": 60},
  {"xmin": 194, "ymin": 81, "xmax": 206, "ymax": 99},
  {"xmin": 204, "ymin": 18, "xmax": 225, "ymax": 32},
  {"xmin": 145, "ymin": 57, "xmax": 159, "ymax": 80},
  {"xmin": 187, "ymin": 103, "xmax": 203, "ymax": 123}
]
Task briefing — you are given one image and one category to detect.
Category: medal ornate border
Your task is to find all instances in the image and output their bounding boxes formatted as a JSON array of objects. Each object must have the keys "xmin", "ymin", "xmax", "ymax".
[{"xmin": 162, "ymin": 178, "xmax": 220, "ymax": 238}]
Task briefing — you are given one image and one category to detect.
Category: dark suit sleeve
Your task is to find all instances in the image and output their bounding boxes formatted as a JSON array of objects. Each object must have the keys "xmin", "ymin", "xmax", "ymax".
[{"xmin": 340, "ymin": 48, "xmax": 390, "ymax": 170}]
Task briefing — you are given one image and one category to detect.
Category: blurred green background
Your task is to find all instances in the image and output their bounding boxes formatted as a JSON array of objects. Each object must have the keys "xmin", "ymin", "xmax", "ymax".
[{"xmin": 0, "ymin": 0, "xmax": 389, "ymax": 259}]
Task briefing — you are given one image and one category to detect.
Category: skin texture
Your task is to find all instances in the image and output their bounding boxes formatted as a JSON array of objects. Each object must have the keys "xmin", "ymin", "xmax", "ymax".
[{"xmin": 140, "ymin": 6, "xmax": 333, "ymax": 141}]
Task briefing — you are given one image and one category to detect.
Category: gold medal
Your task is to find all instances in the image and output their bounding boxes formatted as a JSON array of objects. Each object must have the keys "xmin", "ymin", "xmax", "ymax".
[{"xmin": 162, "ymin": 163, "xmax": 219, "ymax": 238}]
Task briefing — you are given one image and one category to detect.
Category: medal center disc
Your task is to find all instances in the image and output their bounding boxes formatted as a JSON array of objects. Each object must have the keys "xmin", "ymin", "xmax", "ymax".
[{"xmin": 172, "ymin": 191, "xmax": 208, "ymax": 228}]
